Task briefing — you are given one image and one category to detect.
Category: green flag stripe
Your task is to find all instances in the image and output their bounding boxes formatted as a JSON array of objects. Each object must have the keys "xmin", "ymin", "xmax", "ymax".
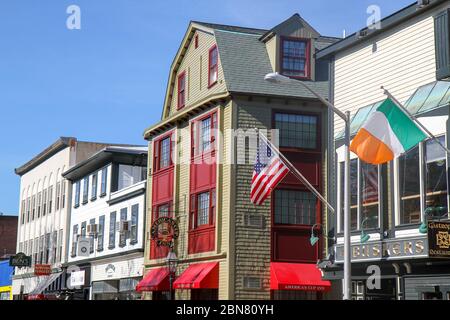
[{"xmin": 376, "ymin": 99, "xmax": 427, "ymax": 151}]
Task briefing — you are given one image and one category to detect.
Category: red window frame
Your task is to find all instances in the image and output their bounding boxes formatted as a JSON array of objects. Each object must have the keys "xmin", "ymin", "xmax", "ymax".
[
  {"xmin": 191, "ymin": 110, "xmax": 218, "ymax": 158},
  {"xmin": 177, "ymin": 71, "xmax": 186, "ymax": 110},
  {"xmin": 153, "ymin": 132, "xmax": 174, "ymax": 173},
  {"xmin": 208, "ymin": 45, "xmax": 218, "ymax": 88},
  {"xmin": 155, "ymin": 202, "xmax": 172, "ymax": 220},
  {"xmin": 280, "ymin": 37, "xmax": 311, "ymax": 79},
  {"xmin": 189, "ymin": 188, "xmax": 216, "ymax": 230}
]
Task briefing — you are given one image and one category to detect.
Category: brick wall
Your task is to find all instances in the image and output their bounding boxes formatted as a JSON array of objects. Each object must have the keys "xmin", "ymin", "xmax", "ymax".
[{"xmin": 0, "ymin": 216, "xmax": 18, "ymax": 258}]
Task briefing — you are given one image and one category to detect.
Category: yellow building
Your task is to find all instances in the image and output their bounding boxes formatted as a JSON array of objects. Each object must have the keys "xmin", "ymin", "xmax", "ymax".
[{"xmin": 139, "ymin": 14, "xmax": 342, "ymax": 300}]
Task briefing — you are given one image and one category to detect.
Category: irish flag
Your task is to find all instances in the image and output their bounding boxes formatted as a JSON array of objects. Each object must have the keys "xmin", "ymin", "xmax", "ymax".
[{"xmin": 350, "ymin": 98, "xmax": 427, "ymax": 164}]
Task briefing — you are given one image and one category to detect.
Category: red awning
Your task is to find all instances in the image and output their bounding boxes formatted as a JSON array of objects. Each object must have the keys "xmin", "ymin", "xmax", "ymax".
[
  {"xmin": 136, "ymin": 268, "xmax": 170, "ymax": 292},
  {"xmin": 173, "ymin": 262, "xmax": 219, "ymax": 290},
  {"xmin": 270, "ymin": 262, "xmax": 331, "ymax": 292}
]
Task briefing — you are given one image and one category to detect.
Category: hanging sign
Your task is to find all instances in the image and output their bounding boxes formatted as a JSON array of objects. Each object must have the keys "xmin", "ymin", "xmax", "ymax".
[
  {"xmin": 34, "ymin": 264, "xmax": 52, "ymax": 276},
  {"xmin": 151, "ymin": 217, "xmax": 179, "ymax": 247},
  {"xmin": 428, "ymin": 221, "xmax": 450, "ymax": 258},
  {"xmin": 9, "ymin": 252, "xmax": 32, "ymax": 268}
]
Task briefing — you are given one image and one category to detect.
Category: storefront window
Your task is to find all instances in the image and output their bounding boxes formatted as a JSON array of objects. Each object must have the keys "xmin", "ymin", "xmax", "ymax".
[
  {"xmin": 361, "ymin": 162, "xmax": 379, "ymax": 229},
  {"xmin": 425, "ymin": 136, "xmax": 448, "ymax": 220},
  {"xmin": 339, "ymin": 158, "xmax": 381, "ymax": 232},
  {"xmin": 350, "ymin": 159, "xmax": 358, "ymax": 230},
  {"xmin": 399, "ymin": 145, "xmax": 421, "ymax": 224}
]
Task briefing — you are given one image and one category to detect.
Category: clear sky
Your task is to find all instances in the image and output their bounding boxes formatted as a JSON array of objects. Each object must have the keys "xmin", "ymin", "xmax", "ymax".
[{"xmin": 0, "ymin": 0, "xmax": 414, "ymax": 215}]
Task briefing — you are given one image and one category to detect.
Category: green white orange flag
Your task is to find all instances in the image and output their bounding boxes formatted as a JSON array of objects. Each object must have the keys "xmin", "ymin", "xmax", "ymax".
[{"xmin": 350, "ymin": 98, "xmax": 427, "ymax": 165}]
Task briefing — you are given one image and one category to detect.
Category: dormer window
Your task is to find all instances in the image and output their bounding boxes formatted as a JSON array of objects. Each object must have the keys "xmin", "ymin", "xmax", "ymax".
[
  {"xmin": 177, "ymin": 71, "xmax": 186, "ymax": 109},
  {"xmin": 280, "ymin": 37, "xmax": 310, "ymax": 78}
]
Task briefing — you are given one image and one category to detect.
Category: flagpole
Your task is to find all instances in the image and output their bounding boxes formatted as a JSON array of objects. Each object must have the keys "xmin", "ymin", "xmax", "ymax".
[
  {"xmin": 264, "ymin": 72, "xmax": 352, "ymax": 300},
  {"xmin": 382, "ymin": 86, "xmax": 450, "ymax": 155},
  {"xmin": 257, "ymin": 132, "xmax": 335, "ymax": 214}
]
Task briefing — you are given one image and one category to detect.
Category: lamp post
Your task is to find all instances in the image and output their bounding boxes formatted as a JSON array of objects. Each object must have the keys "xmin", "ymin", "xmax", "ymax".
[
  {"xmin": 264, "ymin": 72, "xmax": 352, "ymax": 300},
  {"xmin": 166, "ymin": 250, "xmax": 178, "ymax": 301}
]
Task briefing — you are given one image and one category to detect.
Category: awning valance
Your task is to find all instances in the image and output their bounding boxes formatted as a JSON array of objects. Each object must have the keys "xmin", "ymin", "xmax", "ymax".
[
  {"xmin": 173, "ymin": 262, "xmax": 219, "ymax": 290},
  {"xmin": 270, "ymin": 262, "xmax": 331, "ymax": 292},
  {"xmin": 136, "ymin": 268, "xmax": 170, "ymax": 292}
]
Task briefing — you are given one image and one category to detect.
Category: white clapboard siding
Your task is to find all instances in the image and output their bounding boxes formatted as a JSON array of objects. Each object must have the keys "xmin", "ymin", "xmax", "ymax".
[{"xmin": 333, "ymin": 11, "xmax": 439, "ymax": 135}]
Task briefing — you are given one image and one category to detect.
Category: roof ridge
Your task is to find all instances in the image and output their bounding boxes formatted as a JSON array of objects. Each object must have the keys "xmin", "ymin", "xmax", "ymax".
[{"xmin": 191, "ymin": 20, "xmax": 268, "ymax": 34}]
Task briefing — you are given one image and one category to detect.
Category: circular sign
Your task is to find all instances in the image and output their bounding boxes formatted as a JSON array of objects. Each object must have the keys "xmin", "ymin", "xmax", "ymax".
[{"xmin": 151, "ymin": 217, "xmax": 179, "ymax": 247}]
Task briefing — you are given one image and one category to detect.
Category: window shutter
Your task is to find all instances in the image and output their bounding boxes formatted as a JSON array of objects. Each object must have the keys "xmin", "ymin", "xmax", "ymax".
[{"xmin": 435, "ymin": 10, "xmax": 450, "ymax": 80}]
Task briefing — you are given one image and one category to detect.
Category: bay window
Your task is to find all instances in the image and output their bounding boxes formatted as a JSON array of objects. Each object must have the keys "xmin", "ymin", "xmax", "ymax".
[{"xmin": 281, "ymin": 38, "xmax": 310, "ymax": 78}]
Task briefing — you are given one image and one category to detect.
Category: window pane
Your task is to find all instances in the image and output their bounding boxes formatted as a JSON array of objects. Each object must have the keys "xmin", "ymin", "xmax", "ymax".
[
  {"xmin": 361, "ymin": 162, "xmax": 379, "ymax": 229},
  {"xmin": 399, "ymin": 145, "xmax": 421, "ymax": 224},
  {"xmin": 158, "ymin": 204, "xmax": 170, "ymax": 218},
  {"xmin": 274, "ymin": 189, "xmax": 316, "ymax": 225},
  {"xmin": 197, "ymin": 192, "xmax": 210, "ymax": 226},
  {"xmin": 109, "ymin": 212, "xmax": 116, "ymax": 248},
  {"xmin": 282, "ymin": 39, "xmax": 307, "ymax": 76},
  {"xmin": 425, "ymin": 136, "xmax": 448, "ymax": 220},
  {"xmin": 101, "ymin": 167, "xmax": 108, "ymax": 195},
  {"xmin": 201, "ymin": 117, "xmax": 211, "ymax": 152},
  {"xmin": 275, "ymin": 113, "xmax": 318, "ymax": 149},
  {"xmin": 160, "ymin": 137, "xmax": 171, "ymax": 169},
  {"xmin": 118, "ymin": 165, "xmax": 145, "ymax": 190},
  {"xmin": 350, "ymin": 159, "xmax": 358, "ymax": 231}
]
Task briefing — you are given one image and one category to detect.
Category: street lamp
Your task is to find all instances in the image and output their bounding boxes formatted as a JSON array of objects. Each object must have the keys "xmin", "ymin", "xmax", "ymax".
[
  {"xmin": 309, "ymin": 223, "xmax": 334, "ymax": 246},
  {"xmin": 264, "ymin": 72, "xmax": 352, "ymax": 300},
  {"xmin": 166, "ymin": 250, "xmax": 178, "ymax": 301},
  {"xmin": 360, "ymin": 218, "xmax": 371, "ymax": 243}
]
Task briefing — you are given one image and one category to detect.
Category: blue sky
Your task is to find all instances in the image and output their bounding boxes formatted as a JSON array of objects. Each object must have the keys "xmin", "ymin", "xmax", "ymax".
[{"xmin": 0, "ymin": 0, "xmax": 414, "ymax": 215}]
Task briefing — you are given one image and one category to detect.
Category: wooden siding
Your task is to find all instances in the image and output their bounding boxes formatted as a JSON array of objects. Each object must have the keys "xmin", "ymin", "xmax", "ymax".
[
  {"xmin": 233, "ymin": 97, "xmax": 328, "ymax": 299},
  {"xmin": 167, "ymin": 30, "xmax": 227, "ymax": 117},
  {"xmin": 333, "ymin": 11, "xmax": 439, "ymax": 134}
]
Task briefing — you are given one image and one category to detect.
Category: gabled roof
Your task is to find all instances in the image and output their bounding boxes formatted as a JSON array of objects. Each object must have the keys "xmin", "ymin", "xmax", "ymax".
[
  {"xmin": 156, "ymin": 15, "xmax": 339, "ymax": 132},
  {"xmin": 259, "ymin": 13, "xmax": 321, "ymax": 42},
  {"xmin": 191, "ymin": 21, "xmax": 267, "ymax": 35},
  {"xmin": 215, "ymin": 30, "xmax": 330, "ymax": 99}
]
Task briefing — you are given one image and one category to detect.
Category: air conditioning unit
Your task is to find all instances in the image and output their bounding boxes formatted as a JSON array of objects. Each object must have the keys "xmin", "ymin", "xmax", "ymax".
[
  {"xmin": 87, "ymin": 224, "xmax": 98, "ymax": 235},
  {"xmin": 417, "ymin": 0, "xmax": 430, "ymax": 8},
  {"xmin": 116, "ymin": 221, "xmax": 130, "ymax": 233},
  {"xmin": 357, "ymin": 29, "xmax": 368, "ymax": 39}
]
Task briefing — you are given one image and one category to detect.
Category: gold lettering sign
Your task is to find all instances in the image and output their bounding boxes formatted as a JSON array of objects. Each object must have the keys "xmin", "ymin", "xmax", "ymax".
[{"xmin": 437, "ymin": 231, "xmax": 450, "ymax": 249}]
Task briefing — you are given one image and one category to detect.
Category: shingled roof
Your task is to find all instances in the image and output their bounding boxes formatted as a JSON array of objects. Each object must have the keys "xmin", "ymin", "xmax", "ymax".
[{"xmin": 214, "ymin": 29, "xmax": 332, "ymax": 99}]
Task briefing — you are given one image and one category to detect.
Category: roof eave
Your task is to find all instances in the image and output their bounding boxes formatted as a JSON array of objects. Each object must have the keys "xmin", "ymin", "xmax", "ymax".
[
  {"xmin": 316, "ymin": 0, "xmax": 446, "ymax": 59},
  {"xmin": 14, "ymin": 137, "xmax": 76, "ymax": 176}
]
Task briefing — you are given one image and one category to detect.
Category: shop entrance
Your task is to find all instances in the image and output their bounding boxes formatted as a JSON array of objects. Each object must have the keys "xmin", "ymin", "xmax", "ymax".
[{"xmin": 351, "ymin": 278, "xmax": 397, "ymax": 300}]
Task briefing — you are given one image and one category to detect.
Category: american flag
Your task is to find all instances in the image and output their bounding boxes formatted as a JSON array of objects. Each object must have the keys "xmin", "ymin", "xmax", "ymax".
[{"xmin": 250, "ymin": 134, "xmax": 290, "ymax": 205}]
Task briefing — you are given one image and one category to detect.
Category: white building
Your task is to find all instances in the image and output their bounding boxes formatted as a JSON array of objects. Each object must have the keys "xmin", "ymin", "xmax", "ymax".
[
  {"xmin": 12, "ymin": 137, "xmax": 112, "ymax": 299},
  {"xmin": 317, "ymin": 0, "xmax": 450, "ymax": 300},
  {"xmin": 63, "ymin": 146, "xmax": 147, "ymax": 300}
]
